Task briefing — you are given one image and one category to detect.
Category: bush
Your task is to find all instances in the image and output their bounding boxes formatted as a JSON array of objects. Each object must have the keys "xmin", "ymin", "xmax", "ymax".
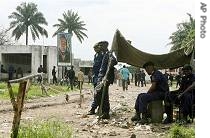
[
  {"xmin": 168, "ymin": 124, "xmax": 195, "ymax": 138},
  {"xmin": 18, "ymin": 119, "xmax": 73, "ymax": 138}
]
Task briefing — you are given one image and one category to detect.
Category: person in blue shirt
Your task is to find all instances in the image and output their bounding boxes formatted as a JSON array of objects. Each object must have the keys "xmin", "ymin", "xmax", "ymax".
[
  {"xmin": 95, "ymin": 41, "xmax": 117, "ymax": 119},
  {"xmin": 131, "ymin": 61, "xmax": 169, "ymax": 124},
  {"xmin": 87, "ymin": 42, "xmax": 104, "ymax": 115},
  {"xmin": 120, "ymin": 65, "xmax": 130, "ymax": 91}
]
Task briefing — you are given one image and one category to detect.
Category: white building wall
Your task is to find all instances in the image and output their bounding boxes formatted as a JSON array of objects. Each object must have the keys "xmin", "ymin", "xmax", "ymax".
[
  {"xmin": 0, "ymin": 45, "xmax": 92, "ymax": 83},
  {"xmin": 31, "ymin": 46, "xmax": 42, "ymax": 74},
  {"xmin": 47, "ymin": 46, "xmax": 57, "ymax": 83}
]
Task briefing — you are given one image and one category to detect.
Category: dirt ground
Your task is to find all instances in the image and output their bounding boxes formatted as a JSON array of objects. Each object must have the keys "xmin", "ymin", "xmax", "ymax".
[{"xmin": 0, "ymin": 82, "xmax": 172, "ymax": 138}]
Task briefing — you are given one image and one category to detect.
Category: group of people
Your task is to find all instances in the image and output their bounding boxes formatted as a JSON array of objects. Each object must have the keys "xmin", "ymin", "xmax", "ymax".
[
  {"xmin": 134, "ymin": 69, "xmax": 146, "ymax": 87},
  {"xmin": 130, "ymin": 62, "xmax": 195, "ymax": 124},
  {"xmin": 86, "ymin": 56, "xmax": 194, "ymax": 125},
  {"xmin": 1, "ymin": 64, "xmax": 23, "ymax": 80}
]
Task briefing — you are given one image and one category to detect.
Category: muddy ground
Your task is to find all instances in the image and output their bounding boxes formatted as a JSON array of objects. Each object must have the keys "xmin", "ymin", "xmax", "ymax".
[{"xmin": 0, "ymin": 83, "xmax": 179, "ymax": 138}]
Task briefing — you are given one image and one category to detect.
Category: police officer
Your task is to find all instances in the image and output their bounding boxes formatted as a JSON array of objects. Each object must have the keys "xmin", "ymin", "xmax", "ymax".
[
  {"xmin": 163, "ymin": 64, "xmax": 195, "ymax": 124},
  {"xmin": 131, "ymin": 61, "xmax": 169, "ymax": 124},
  {"xmin": 87, "ymin": 42, "xmax": 104, "ymax": 115},
  {"xmin": 95, "ymin": 41, "xmax": 117, "ymax": 119}
]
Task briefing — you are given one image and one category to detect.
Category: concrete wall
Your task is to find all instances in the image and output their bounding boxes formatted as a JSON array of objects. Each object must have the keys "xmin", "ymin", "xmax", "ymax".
[
  {"xmin": 0, "ymin": 45, "xmax": 57, "ymax": 82},
  {"xmin": 0, "ymin": 45, "xmax": 93, "ymax": 83}
]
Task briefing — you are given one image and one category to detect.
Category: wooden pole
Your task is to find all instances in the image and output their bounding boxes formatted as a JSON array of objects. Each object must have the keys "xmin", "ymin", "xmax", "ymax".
[
  {"xmin": 8, "ymin": 81, "xmax": 27, "ymax": 138},
  {"xmin": 7, "ymin": 73, "xmax": 42, "ymax": 138},
  {"xmin": 79, "ymin": 81, "xmax": 82, "ymax": 107}
]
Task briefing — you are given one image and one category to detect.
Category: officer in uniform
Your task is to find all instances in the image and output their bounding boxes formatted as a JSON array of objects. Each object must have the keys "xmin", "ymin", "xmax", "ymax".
[
  {"xmin": 163, "ymin": 64, "xmax": 195, "ymax": 124},
  {"xmin": 87, "ymin": 42, "xmax": 104, "ymax": 115},
  {"xmin": 131, "ymin": 61, "xmax": 169, "ymax": 124},
  {"xmin": 95, "ymin": 41, "xmax": 117, "ymax": 119}
]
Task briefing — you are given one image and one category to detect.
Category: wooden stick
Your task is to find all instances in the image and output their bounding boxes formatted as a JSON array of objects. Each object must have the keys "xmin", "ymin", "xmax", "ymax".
[
  {"xmin": 8, "ymin": 73, "xmax": 43, "ymax": 83},
  {"xmin": 10, "ymin": 81, "xmax": 27, "ymax": 138},
  {"xmin": 79, "ymin": 81, "xmax": 82, "ymax": 107}
]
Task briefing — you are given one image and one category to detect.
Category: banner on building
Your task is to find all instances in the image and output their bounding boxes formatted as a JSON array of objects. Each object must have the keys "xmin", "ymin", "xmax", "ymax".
[{"xmin": 57, "ymin": 33, "xmax": 72, "ymax": 66}]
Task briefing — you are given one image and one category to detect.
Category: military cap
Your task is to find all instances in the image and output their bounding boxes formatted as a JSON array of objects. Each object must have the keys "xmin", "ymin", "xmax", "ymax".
[
  {"xmin": 93, "ymin": 42, "xmax": 100, "ymax": 48},
  {"xmin": 143, "ymin": 61, "xmax": 154, "ymax": 69},
  {"xmin": 98, "ymin": 41, "xmax": 108, "ymax": 47}
]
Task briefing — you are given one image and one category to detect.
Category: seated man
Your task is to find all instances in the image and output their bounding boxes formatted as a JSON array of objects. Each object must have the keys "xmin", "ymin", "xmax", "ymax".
[
  {"xmin": 164, "ymin": 64, "xmax": 195, "ymax": 124},
  {"xmin": 131, "ymin": 61, "xmax": 169, "ymax": 124}
]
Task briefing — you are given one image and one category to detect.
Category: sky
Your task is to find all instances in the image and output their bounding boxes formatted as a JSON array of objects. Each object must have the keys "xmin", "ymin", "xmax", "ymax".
[{"xmin": 0, "ymin": 0, "xmax": 195, "ymax": 60}]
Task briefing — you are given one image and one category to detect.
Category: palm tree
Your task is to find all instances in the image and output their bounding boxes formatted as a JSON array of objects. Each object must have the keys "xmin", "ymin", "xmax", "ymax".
[
  {"xmin": 169, "ymin": 13, "xmax": 195, "ymax": 53},
  {"xmin": 53, "ymin": 10, "xmax": 88, "ymax": 65},
  {"xmin": 53, "ymin": 10, "xmax": 88, "ymax": 42},
  {"xmin": 8, "ymin": 2, "xmax": 48, "ymax": 45}
]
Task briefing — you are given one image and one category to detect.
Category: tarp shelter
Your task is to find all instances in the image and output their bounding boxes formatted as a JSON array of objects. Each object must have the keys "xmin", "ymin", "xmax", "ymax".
[{"xmin": 111, "ymin": 30, "xmax": 194, "ymax": 69}]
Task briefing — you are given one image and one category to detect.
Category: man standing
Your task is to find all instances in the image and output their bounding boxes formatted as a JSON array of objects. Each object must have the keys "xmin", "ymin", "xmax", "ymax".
[
  {"xmin": 95, "ymin": 41, "xmax": 117, "ymax": 119},
  {"xmin": 120, "ymin": 65, "xmax": 130, "ymax": 91},
  {"xmin": 52, "ymin": 66, "xmax": 57, "ymax": 84},
  {"xmin": 140, "ymin": 70, "xmax": 146, "ymax": 87},
  {"xmin": 131, "ymin": 61, "xmax": 169, "ymax": 124},
  {"xmin": 87, "ymin": 42, "xmax": 104, "ymax": 115},
  {"xmin": 67, "ymin": 65, "xmax": 75, "ymax": 90},
  {"xmin": 8, "ymin": 65, "xmax": 15, "ymax": 80},
  {"xmin": 77, "ymin": 68, "xmax": 84, "ymax": 90},
  {"xmin": 37, "ymin": 65, "xmax": 43, "ymax": 83}
]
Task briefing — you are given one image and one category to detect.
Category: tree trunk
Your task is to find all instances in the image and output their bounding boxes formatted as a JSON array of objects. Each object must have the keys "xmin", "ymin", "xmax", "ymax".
[{"xmin": 26, "ymin": 26, "xmax": 28, "ymax": 45}]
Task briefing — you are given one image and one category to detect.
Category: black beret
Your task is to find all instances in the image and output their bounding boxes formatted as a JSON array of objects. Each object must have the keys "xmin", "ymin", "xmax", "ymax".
[
  {"xmin": 98, "ymin": 41, "xmax": 108, "ymax": 47},
  {"xmin": 143, "ymin": 61, "xmax": 154, "ymax": 68}
]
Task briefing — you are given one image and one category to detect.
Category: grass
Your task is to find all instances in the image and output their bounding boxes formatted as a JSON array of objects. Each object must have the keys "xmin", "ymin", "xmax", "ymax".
[
  {"xmin": 0, "ymin": 82, "xmax": 83, "ymax": 100},
  {"xmin": 168, "ymin": 124, "xmax": 195, "ymax": 138},
  {"xmin": 18, "ymin": 119, "xmax": 73, "ymax": 138}
]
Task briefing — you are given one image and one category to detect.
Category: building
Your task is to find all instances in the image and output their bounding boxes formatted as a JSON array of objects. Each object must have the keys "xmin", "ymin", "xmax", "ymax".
[{"xmin": 0, "ymin": 45, "xmax": 93, "ymax": 82}]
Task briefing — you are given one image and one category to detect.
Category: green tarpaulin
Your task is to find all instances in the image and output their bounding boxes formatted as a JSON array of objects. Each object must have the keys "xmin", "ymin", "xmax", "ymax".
[{"xmin": 111, "ymin": 30, "xmax": 193, "ymax": 69}]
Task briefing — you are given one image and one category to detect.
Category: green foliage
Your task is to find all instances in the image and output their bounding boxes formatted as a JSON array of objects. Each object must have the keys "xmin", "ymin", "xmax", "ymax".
[
  {"xmin": 168, "ymin": 124, "xmax": 195, "ymax": 138},
  {"xmin": 0, "ymin": 82, "xmax": 7, "ymax": 89},
  {"xmin": 169, "ymin": 13, "xmax": 195, "ymax": 52},
  {"xmin": 0, "ymin": 83, "xmax": 71, "ymax": 100},
  {"xmin": 0, "ymin": 83, "xmax": 19, "ymax": 99},
  {"xmin": 53, "ymin": 10, "xmax": 88, "ymax": 43},
  {"xmin": 8, "ymin": 2, "xmax": 48, "ymax": 45},
  {"xmin": 18, "ymin": 119, "xmax": 72, "ymax": 138}
]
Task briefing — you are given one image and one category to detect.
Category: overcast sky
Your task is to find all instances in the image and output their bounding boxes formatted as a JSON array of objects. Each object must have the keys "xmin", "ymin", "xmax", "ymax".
[{"xmin": 0, "ymin": 0, "xmax": 194, "ymax": 60}]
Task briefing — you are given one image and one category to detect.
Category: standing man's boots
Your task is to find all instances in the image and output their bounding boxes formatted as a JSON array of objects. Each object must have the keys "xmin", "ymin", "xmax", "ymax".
[
  {"xmin": 131, "ymin": 112, "xmax": 140, "ymax": 121},
  {"xmin": 138, "ymin": 113, "xmax": 149, "ymax": 124},
  {"xmin": 87, "ymin": 108, "xmax": 96, "ymax": 115},
  {"xmin": 101, "ymin": 112, "xmax": 110, "ymax": 119}
]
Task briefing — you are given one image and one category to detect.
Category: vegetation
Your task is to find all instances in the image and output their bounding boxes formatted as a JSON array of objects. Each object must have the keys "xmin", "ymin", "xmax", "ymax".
[
  {"xmin": 18, "ymin": 119, "xmax": 72, "ymax": 138},
  {"xmin": 8, "ymin": 2, "xmax": 48, "ymax": 45},
  {"xmin": 168, "ymin": 124, "xmax": 195, "ymax": 138},
  {"xmin": 0, "ymin": 83, "xmax": 71, "ymax": 100},
  {"xmin": 53, "ymin": 10, "xmax": 88, "ymax": 43},
  {"xmin": 168, "ymin": 13, "xmax": 195, "ymax": 52},
  {"xmin": 0, "ymin": 27, "xmax": 13, "ymax": 45}
]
